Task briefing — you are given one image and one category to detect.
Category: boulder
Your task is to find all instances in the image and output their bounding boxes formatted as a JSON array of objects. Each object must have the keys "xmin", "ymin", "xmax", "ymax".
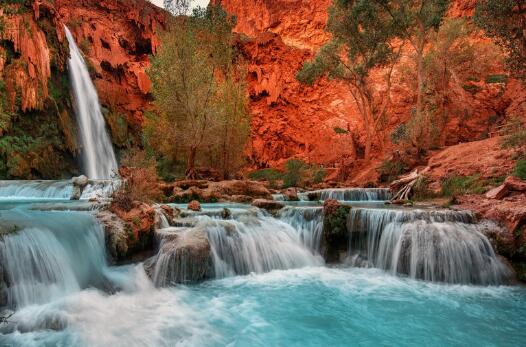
[
  {"xmin": 321, "ymin": 199, "xmax": 351, "ymax": 263},
  {"xmin": 485, "ymin": 184, "xmax": 509, "ymax": 200},
  {"xmin": 188, "ymin": 200, "xmax": 201, "ymax": 211},
  {"xmin": 505, "ymin": 176, "xmax": 526, "ymax": 192},
  {"xmin": 283, "ymin": 187, "xmax": 299, "ymax": 201},
  {"xmin": 252, "ymin": 199, "xmax": 284, "ymax": 211},
  {"xmin": 71, "ymin": 175, "xmax": 89, "ymax": 200},
  {"xmin": 145, "ymin": 228, "xmax": 212, "ymax": 285}
]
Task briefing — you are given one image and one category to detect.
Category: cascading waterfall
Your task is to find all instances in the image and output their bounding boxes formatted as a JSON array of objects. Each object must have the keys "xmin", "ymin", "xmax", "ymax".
[
  {"xmin": 0, "ymin": 180, "xmax": 118, "ymax": 200},
  {"xmin": 65, "ymin": 26, "xmax": 118, "ymax": 179},
  {"xmin": 346, "ymin": 208, "xmax": 511, "ymax": 284},
  {"xmin": 205, "ymin": 215, "xmax": 323, "ymax": 278},
  {"xmin": 0, "ymin": 210, "xmax": 110, "ymax": 308},
  {"xmin": 299, "ymin": 188, "xmax": 391, "ymax": 201},
  {"xmin": 278, "ymin": 206, "xmax": 324, "ymax": 252}
]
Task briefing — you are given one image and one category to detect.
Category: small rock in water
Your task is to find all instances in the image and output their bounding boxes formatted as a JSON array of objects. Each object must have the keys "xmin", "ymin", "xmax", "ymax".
[
  {"xmin": 221, "ymin": 208, "xmax": 232, "ymax": 219},
  {"xmin": 188, "ymin": 200, "xmax": 201, "ymax": 211},
  {"xmin": 71, "ymin": 175, "xmax": 89, "ymax": 200}
]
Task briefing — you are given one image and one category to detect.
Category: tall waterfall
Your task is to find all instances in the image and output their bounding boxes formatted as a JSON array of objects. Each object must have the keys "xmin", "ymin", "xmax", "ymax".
[
  {"xmin": 65, "ymin": 27, "xmax": 118, "ymax": 179},
  {"xmin": 346, "ymin": 208, "xmax": 511, "ymax": 285}
]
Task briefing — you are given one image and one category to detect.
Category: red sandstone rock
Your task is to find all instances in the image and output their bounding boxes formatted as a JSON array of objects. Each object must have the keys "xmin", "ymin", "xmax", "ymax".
[
  {"xmin": 187, "ymin": 200, "xmax": 201, "ymax": 211},
  {"xmin": 252, "ymin": 199, "xmax": 284, "ymax": 211},
  {"xmin": 486, "ymin": 185, "xmax": 509, "ymax": 200}
]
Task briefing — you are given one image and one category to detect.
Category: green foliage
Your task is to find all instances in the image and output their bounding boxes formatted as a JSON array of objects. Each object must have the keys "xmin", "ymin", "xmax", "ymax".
[
  {"xmin": 475, "ymin": 0, "xmax": 526, "ymax": 81},
  {"xmin": 249, "ymin": 168, "xmax": 283, "ymax": 181},
  {"xmin": 391, "ymin": 124, "xmax": 408, "ymax": 145},
  {"xmin": 147, "ymin": 5, "xmax": 249, "ymax": 179},
  {"xmin": 333, "ymin": 127, "xmax": 348, "ymax": 135},
  {"xmin": 440, "ymin": 175, "xmax": 487, "ymax": 197},
  {"xmin": 283, "ymin": 159, "xmax": 307, "ymax": 188},
  {"xmin": 485, "ymin": 74, "xmax": 508, "ymax": 84},
  {"xmin": 514, "ymin": 160, "xmax": 526, "ymax": 180},
  {"xmin": 378, "ymin": 159, "xmax": 405, "ymax": 183},
  {"xmin": 412, "ymin": 176, "xmax": 435, "ymax": 201},
  {"xmin": 311, "ymin": 166, "xmax": 327, "ymax": 184}
]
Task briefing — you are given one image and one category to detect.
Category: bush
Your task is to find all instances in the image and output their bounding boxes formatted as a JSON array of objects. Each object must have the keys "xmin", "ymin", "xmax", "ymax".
[
  {"xmin": 485, "ymin": 74, "xmax": 508, "ymax": 84},
  {"xmin": 514, "ymin": 160, "xmax": 526, "ymax": 180},
  {"xmin": 283, "ymin": 159, "xmax": 307, "ymax": 188},
  {"xmin": 112, "ymin": 150, "xmax": 161, "ymax": 211},
  {"xmin": 311, "ymin": 166, "xmax": 327, "ymax": 184},
  {"xmin": 378, "ymin": 159, "xmax": 405, "ymax": 183},
  {"xmin": 440, "ymin": 175, "xmax": 486, "ymax": 197}
]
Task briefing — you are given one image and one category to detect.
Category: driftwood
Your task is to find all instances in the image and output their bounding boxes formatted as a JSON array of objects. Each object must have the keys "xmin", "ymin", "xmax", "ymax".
[{"xmin": 390, "ymin": 168, "xmax": 429, "ymax": 201}]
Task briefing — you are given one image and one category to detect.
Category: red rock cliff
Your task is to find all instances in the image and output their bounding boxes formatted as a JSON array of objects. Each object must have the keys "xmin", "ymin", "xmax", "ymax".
[
  {"xmin": 55, "ymin": 0, "xmax": 166, "ymax": 126},
  {"xmin": 216, "ymin": 0, "xmax": 526, "ymax": 170}
]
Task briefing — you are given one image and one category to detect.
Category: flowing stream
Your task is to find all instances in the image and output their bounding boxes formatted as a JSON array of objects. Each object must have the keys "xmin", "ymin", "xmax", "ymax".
[
  {"xmin": 0, "ymin": 187, "xmax": 525, "ymax": 346},
  {"xmin": 65, "ymin": 26, "xmax": 118, "ymax": 179}
]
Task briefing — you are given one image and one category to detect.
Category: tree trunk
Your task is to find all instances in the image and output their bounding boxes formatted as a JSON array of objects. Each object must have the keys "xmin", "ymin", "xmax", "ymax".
[{"xmin": 186, "ymin": 146, "xmax": 197, "ymax": 179}]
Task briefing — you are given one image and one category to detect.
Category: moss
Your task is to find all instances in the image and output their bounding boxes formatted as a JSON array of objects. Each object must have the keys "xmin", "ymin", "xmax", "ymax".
[
  {"xmin": 322, "ymin": 203, "xmax": 351, "ymax": 263},
  {"xmin": 485, "ymin": 74, "xmax": 508, "ymax": 84}
]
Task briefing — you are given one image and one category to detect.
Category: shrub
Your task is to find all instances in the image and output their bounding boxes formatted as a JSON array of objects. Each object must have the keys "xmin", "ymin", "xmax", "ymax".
[
  {"xmin": 283, "ymin": 159, "xmax": 307, "ymax": 188},
  {"xmin": 112, "ymin": 150, "xmax": 161, "ymax": 211},
  {"xmin": 440, "ymin": 175, "xmax": 486, "ymax": 197},
  {"xmin": 311, "ymin": 166, "xmax": 327, "ymax": 184},
  {"xmin": 514, "ymin": 160, "xmax": 526, "ymax": 180},
  {"xmin": 333, "ymin": 127, "xmax": 348, "ymax": 135},
  {"xmin": 378, "ymin": 159, "xmax": 405, "ymax": 183},
  {"xmin": 485, "ymin": 74, "xmax": 508, "ymax": 84}
]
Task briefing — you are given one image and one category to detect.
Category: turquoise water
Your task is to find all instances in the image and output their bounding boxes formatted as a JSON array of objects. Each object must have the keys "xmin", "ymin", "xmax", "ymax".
[{"xmin": 2, "ymin": 266, "xmax": 525, "ymax": 347}]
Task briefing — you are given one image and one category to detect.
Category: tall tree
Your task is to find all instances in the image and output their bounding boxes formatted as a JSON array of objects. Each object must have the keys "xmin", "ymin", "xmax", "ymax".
[
  {"xmin": 475, "ymin": 0, "xmax": 526, "ymax": 81},
  {"xmin": 389, "ymin": 0, "xmax": 449, "ymax": 125},
  {"xmin": 297, "ymin": 0, "xmax": 404, "ymax": 160},
  {"xmin": 147, "ymin": 6, "xmax": 250, "ymax": 179}
]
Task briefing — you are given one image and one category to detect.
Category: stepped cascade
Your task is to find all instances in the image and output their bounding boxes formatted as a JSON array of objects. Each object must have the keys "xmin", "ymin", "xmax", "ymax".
[
  {"xmin": 346, "ymin": 208, "xmax": 511, "ymax": 284},
  {"xmin": 65, "ymin": 27, "xmax": 118, "ymax": 180}
]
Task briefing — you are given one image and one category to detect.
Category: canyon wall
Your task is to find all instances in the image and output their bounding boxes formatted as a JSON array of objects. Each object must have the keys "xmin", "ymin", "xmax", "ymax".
[{"xmin": 215, "ymin": 0, "xmax": 526, "ymax": 170}]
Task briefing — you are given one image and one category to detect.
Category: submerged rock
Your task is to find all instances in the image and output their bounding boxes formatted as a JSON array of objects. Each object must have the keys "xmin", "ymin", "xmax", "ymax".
[
  {"xmin": 145, "ymin": 228, "xmax": 212, "ymax": 285},
  {"xmin": 321, "ymin": 199, "xmax": 351, "ymax": 263}
]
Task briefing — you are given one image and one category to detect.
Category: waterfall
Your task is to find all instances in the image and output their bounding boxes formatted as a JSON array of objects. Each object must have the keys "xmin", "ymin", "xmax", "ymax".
[
  {"xmin": 65, "ymin": 26, "xmax": 118, "ymax": 179},
  {"xmin": 0, "ymin": 180, "xmax": 118, "ymax": 200},
  {"xmin": 0, "ymin": 210, "xmax": 110, "ymax": 308},
  {"xmin": 205, "ymin": 215, "xmax": 323, "ymax": 278},
  {"xmin": 278, "ymin": 206, "xmax": 324, "ymax": 252},
  {"xmin": 346, "ymin": 208, "xmax": 511, "ymax": 285},
  {"xmin": 299, "ymin": 188, "xmax": 391, "ymax": 201}
]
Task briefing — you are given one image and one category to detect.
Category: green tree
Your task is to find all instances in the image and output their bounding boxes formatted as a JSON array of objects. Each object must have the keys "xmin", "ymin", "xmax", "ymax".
[
  {"xmin": 397, "ymin": 18, "xmax": 502, "ymax": 151},
  {"xmin": 147, "ymin": 6, "xmax": 250, "ymax": 179},
  {"xmin": 475, "ymin": 0, "xmax": 526, "ymax": 81},
  {"xmin": 297, "ymin": 0, "xmax": 404, "ymax": 160}
]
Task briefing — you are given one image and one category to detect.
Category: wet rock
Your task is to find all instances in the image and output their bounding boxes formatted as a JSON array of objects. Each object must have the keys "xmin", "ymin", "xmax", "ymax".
[
  {"xmin": 252, "ymin": 199, "xmax": 284, "ymax": 211},
  {"xmin": 283, "ymin": 187, "xmax": 299, "ymax": 201},
  {"xmin": 221, "ymin": 208, "xmax": 232, "ymax": 219},
  {"xmin": 97, "ymin": 211, "xmax": 129, "ymax": 262},
  {"xmin": 145, "ymin": 228, "xmax": 212, "ymax": 285},
  {"xmin": 0, "ymin": 263, "xmax": 8, "ymax": 308},
  {"xmin": 71, "ymin": 175, "xmax": 89, "ymax": 200},
  {"xmin": 188, "ymin": 200, "xmax": 201, "ymax": 211},
  {"xmin": 98, "ymin": 202, "xmax": 156, "ymax": 262},
  {"xmin": 321, "ymin": 199, "xmax": 351, "ymax": 263}
]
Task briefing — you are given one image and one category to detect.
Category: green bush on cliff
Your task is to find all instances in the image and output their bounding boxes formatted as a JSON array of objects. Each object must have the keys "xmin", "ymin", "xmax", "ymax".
[
  {"xmin": 440, "ymin": 175, "xmax": 486, "ymax": 197},
  {"xmin": 514, "ymin": 160, "xmax": 526, "ymax": 180},
  {"xmin": 283, "ymin": 159, "xmax": 307, "ymax": 188}
]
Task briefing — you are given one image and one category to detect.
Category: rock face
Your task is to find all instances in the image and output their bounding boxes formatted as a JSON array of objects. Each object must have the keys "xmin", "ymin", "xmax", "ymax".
[
  {"xmin": 55, "ymin": 0, "xmax": 166, "ymax": 126},
  {"xmin": 251, "ymin": 199, "xmax": 284, "ymax": 211},
  {"xmin": 98, "ymin": 201, "xmax": 157, "ymax": 262},
  {"xmin": 145, "ymin": 228, "xmax": 212, "ymax": 285},
  {"xmin": 215, "ymin": 0, "xmax": 526, "ymax": 171}
]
